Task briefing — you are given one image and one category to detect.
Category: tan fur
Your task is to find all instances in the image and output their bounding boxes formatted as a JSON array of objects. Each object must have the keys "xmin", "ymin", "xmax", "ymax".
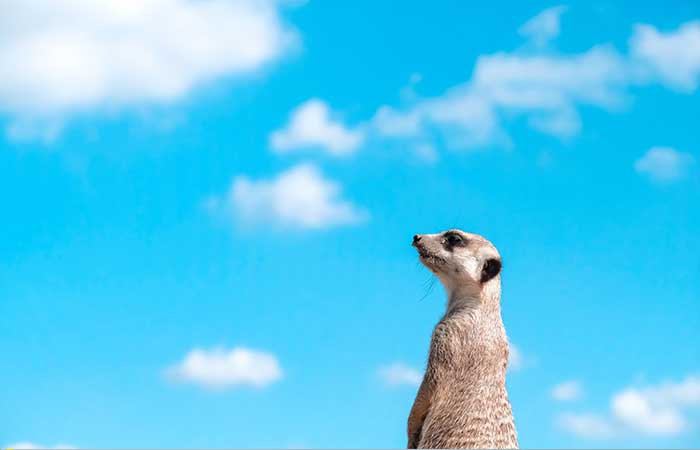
[{"xmin": 408, "ymin": 229, "xmax": 518, "ymax": 449}]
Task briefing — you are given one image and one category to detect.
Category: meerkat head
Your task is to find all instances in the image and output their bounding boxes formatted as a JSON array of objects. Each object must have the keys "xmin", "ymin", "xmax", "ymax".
[{"xmin": 413, "ymin": 229, "xmax": 502, "ymax": 299}]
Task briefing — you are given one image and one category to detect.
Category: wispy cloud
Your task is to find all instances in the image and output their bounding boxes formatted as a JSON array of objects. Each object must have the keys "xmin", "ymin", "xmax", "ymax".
[
  {"xmin": 634, "ymin": 147, "xmax": 696, "ymax": 184},
  {"xmin": 372, "ymin": 105, "xmax": 422, "ymax": 138},
  {"xmin": 552, "ymin": 380, "xmax": 584, "ymax": 402},
  {"xmin": 165, "ymin": 346, "xmax": 283, "ymax": 390},
  {"xmin": 413, "ymin": 143, "xmax": 439, "ymax": 164},
  {"xmin": 370, "ymin": 44, "xmax": 630, "ymax": 149},
  {"xmin": 6, "ymin": 443, "xmax": 77, "ymax": 450},
  {"xmin": 558, "ymin": 412, "xmax": 617, "ymax": 439},
  {"xmin": 270, "ymin": 99, "xmax": 365, "ymax": 156},
  {"xmin": 207, "ymin": 163, "xmax": 367, "ymax": 230},
  {"xmin": 558, "ymin": 374, "xmax": 700, "ymax": 439},
  {"xmin": 0, "ymin": 0, "xmax": 299, "ymax": 139},
  {"xmin": 274, "ymin": 10, "xmax": 700, "ymax": 158},
  {"xmin": 518, "ymin": 5, "xmax": 567, "ymax": 47},
  {"xmin": 508, "ymin": 344, "xmax": 527, "ymax": 372},
  {"xmin": 378, "ymin": 363, "xmax": 423, "ymax": 387},
  {"xmin": 367, "ymin": 17, "xmax": 700, "ymax": 156},
  {"xmin": 630, "ymin": 21, "xmax": 700, "ymax": 92}
]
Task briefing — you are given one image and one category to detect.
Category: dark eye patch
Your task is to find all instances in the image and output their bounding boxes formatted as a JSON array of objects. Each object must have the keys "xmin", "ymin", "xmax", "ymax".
[{"xmin": 443, "ymin": 232, "xmax": 466, "ymax": 249}]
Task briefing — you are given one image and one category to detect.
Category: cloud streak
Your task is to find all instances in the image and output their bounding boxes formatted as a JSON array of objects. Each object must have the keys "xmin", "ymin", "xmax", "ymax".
[
  {"xmin": 518, "ymin": 5, "xmax": 567, "ymax": 47},
  {"xmin": 0, "ymin": 0, "xmax": 299, "ymax": 138},
  {"xmin": 635, "ymin": 147, "xmax": 696, "ymax": 184},
  {"xmin": 366, "ymin": 15, "xmax": 700, "ymax": 155},
  {"xmin": 558, "ymin": 375, "xmax": 700, "ymax": 439},
  {"xmin": 165, "ymin": 346, "xmax": 283, "ymax": 390},
  {"xmin": 208, "ymin": 163, "xmax": 367, "ymax": 230},
  {"xmin": 378, "ymin": 363, "xmax": 422, "ymax": 387},
  {"xmin": 370, "ymin": 44, "xmax": 632, "ymax": 149},
  {"xmin": 630, "ymin": 21, "xmax": 700, "ymax": 92},
  {"xmin": 270, "ymin": 99, "xmax": 365, "ymax": 156},
  {"xmin": 6, "ymin": 443, "xmax": 76, "ymax": 450},
  {"xmin": 508, "ymin": 344, "xmax": 526, "ymax": 372},
  {"xmin": 552, "ymin": 380, "xmax": 584, "ymax": 402}
]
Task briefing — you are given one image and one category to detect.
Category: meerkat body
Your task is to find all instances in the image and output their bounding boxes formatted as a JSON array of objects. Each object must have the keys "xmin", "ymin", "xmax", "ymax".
[{"xmin": 408, "ymin": 229, "xmax": 518, "ymax": 449}]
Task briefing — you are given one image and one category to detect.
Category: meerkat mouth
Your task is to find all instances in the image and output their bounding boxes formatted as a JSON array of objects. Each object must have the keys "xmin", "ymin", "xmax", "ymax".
[{"xmin": 417, "ymin": 249, "xmax": 446, "ymax": 268}]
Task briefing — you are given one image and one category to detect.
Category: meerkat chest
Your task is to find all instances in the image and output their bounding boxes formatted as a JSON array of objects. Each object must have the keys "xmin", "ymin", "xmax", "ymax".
[{"xmin": 430, "ymin": 320, "xmax": 508, "ymax": 374}]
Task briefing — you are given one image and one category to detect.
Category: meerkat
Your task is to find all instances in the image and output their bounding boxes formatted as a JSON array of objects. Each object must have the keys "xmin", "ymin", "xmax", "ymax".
[{"xmin": 407, "ymin": 229, "xmax": 518, "ymax": 449}]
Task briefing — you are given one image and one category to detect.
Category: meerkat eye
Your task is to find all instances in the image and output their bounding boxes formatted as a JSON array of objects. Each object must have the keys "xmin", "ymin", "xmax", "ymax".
[{"xmin": 445, "ymin": 232, "xmax": 465, "ymax": 248}]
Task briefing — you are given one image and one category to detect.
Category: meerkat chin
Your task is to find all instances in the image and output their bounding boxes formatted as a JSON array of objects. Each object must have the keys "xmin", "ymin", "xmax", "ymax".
[{"xmin": 407, "ymin": 229, "xmax": 518, "ymax": 449}]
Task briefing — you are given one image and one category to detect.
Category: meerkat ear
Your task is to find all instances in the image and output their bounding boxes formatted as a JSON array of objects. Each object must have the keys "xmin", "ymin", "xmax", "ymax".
[{"xmin": 480, "ymin": 258, "xmax": 501, "ymax": 283}]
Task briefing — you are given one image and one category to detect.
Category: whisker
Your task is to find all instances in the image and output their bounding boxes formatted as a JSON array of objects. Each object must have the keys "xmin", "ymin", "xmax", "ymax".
[{"xmin": 419, "ymin": 276, "xmax": 437, "ymax": 302}]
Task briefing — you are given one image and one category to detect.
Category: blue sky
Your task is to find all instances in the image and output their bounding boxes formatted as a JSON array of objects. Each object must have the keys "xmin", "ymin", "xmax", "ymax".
[{"xmin": 1, "ymin": 0, "xmax": 699, "ymax": 448}]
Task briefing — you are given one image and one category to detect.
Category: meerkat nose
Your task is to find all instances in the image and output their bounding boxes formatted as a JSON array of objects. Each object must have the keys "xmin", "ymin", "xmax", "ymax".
[{"xmin": 413, "ymin": 234, "xmax": 422, "ymax": 245}]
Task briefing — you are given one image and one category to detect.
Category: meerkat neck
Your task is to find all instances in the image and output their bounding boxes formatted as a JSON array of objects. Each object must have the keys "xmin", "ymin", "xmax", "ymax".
[
  {"xmin": 445, "ymin": 280, "xmax": 502, "ymax": 317},
  {"xmin": 445, "ymin": 280, "xmax": 508, "ymax": 367},
  {"xmin": 446, "ymin": 291, "xmax": 480, "ymax": 316}
]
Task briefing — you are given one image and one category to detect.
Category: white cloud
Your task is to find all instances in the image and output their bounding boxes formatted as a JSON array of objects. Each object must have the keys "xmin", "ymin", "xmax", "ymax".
[
  {"xmin": 270, "ymin": 99, "xmax": 365, "ymax": 156},
  {"xmin": 471, "ymin": 47, "xmax": 630, "ymax": 109},
  {"xmin": 208, "ymin": 163, "xmax": 367, "ymax": 230},
  {"xmin": 611, "ymin": 388, "xmax": 686, "ymax": 435},
  {"xmin": 558, "ymin": 412, "xmax": 617, "ymax": 439},
  {"xmin": 643, "ymin": 374, "xmax": 700, "ymax": 407},
  {"xmin": 552, "ymin": 380, "xmax": 584, "ymax": 402},
  {"xmin": 369, "ymin": 19, "xmax": 700, "ymax": 153},
  {"xmin": 370, "ymin": 45, "xmax": 630, "ymax": 149},
  {"xmin": 7, "ymin": 443, "xmax": 76, "ymax": 450},
  {"xmin": 528, "ymin": 106, "xmax": 581, "ymax": 138},
  {"xmin": 518, "ymin": 6, "xmax": 567, "ymax": 47},
  {"xmin": 165, "ymin": 346, "xmax": 282, "ymax": 389},
  {"xmin": 378, "ymin": 363, "xmax": 422, "ymax": 387},
  {"xmin": 630, "ymin": 21, "xmax": 700, "ymax": 92},
  {"xmin": 508, "ymin": 344, "xmax": 525, "ymax": 372},
  {"xmin": 559, "ymin": 375, "xmax": 700, "ymax": 439},
  {"xmin": 0, "ymin": 0, "xmax": 298, "ymax": 137},
  {"xmin": 372, "ymin": 105, "xmax": 422, "ymax": 138},
  {"xmin": 414, "ymin": 143, "xmax": 439, "ymax": 164},
  {"xmin": 634, "ymin": 147, "xmax": 696, "ymax": 183}
]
